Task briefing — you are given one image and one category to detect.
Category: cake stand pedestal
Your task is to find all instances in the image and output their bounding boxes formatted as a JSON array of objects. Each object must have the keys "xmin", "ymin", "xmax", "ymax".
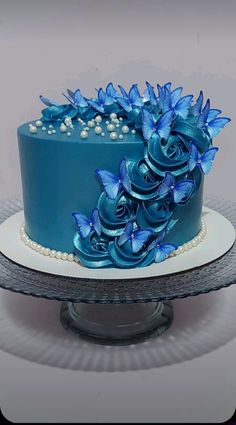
[{"xmin": 0, "ymin": 198, "xmax": 235, "ymax": 345}]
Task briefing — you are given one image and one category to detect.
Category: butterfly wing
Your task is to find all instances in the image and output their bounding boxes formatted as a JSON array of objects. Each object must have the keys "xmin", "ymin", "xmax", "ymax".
[
  {"xmin": 146, "ymin": 81, "xmax": 157, "ymax": 106},
  {"xmin": 206, "ymin": 117, "xmax": 231, "ymax": 138},
  {"xmin": 116, "ymin": 97, "xmax": 132, "ymax": 112},
  {"xmin": 91, "ymin": 208, "xmax": 101, "ymax": 236},
  {"xmin": 197, "ymin": 99, "xmax": 210, "ymax": 128},
  {"xmin": 96, "ymin": 169, "xmax": 120, "ymax": 199},
  {"xmin": 174, "ymin": 95, "xmax": 193, "ymax": 119},
  {"xmin": 172, "ymin": 180, "xmax": 194, "ymax": 203},
  {"xmin": 188, "ymin": 142, "xmax": 199, "ymax": 172},
  {"xmin": 193, "ymin": 90, "xmax": 203, "ymax": 116},
  {"xmin": 207, "ymin": 109, "xmax": 221, "ymax": 122},
  {"xmin": 170, "ymin": 87, "xmax": 183, "ymax": 107},
  {"xmin": 106, "ymin": 82, "xmax": 119, "ymax": 100},
  {"xmin": 72, "ymin": 212, "xmax": 91, "ymax": 238},
  {"xmin": 154, "ymin": 243, "xmax": 177, "ymax": 263},
  {"xmin": 118, "ymin": 84, "xmax": 129, "ymax": 101},
  {"xmin": 39, "ymin": 95, "xmax": 60, "ymax": 107},
  {"xmin": 156, "ymin": 110, "xmax": 173, "ymax": 140},
  {"xmin": 119, "ymin": 158, "xmax": 131, "ymax": 193},
  {"xmin": 132, "ymin": 229, "xmax": 152, "ymax": 253},
  {"xmin": 73, "ymin": 89, "xmax": 88, "ymax": 107},
  {"xmin": 129, "ymin": 84, "xmax": 143, "ymax": 107},
  {"xmin": 200, "ymin": 147, "xmax": 219, "ymax": 175},
  {"xmin": 142, "ymin": 109, "xmax": 157, "ymax": 141},
  {"xmin": 118, "ymin": 221, "xmax": 133, "ymax": 246},
  {"xmin": 88, "ymin": 99, "xmax": 104, "ymax": 113},
  {"xmin": 158, "ymin": 172, "xmax": 175, "ymax": 197}
]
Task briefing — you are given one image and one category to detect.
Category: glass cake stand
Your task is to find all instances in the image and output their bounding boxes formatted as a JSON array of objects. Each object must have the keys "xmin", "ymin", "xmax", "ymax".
[{"xmin": 0, "ymin": 198, "xmax": 235, "ymax": 345}]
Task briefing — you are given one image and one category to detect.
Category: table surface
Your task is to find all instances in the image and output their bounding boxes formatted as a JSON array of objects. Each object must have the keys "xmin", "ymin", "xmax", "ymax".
[{"xmin": 0, "ymin": 282, "xmax": 235, "ymax": 423}]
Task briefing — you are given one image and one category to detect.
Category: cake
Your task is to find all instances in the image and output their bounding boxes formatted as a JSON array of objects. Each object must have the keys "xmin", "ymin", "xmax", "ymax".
[{"xmin": 17, "ymin": 82, "xmax": 230, "ymax": 268}]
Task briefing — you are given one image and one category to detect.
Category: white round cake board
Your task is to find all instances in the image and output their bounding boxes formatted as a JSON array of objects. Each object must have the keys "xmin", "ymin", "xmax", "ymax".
[{"xmin": 0, "ymin": 207, "xmax": 235, "ymax": 280}]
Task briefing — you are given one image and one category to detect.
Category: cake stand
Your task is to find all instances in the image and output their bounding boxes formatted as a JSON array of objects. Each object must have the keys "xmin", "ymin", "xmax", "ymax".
[{"xmin": 0, "ymin": 198, "xmax": 235, "ymax": 345}]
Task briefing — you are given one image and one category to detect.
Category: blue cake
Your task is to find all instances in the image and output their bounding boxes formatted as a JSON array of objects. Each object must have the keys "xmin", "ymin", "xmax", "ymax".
[{"xmin": 17, "ymin": 82, "xmax": 230, "ymax": 268}]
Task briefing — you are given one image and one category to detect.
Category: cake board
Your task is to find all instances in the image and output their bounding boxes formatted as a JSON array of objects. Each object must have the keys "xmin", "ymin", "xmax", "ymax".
[{"xmin": 0, "ymin": 198, "xmax": 235, "ymax": 345}]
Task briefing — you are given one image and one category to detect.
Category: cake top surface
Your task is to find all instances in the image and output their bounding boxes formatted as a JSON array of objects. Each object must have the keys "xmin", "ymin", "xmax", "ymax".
[{"xmin": 18, "ymin": 81, "xmax": 231, "ymax": 147}]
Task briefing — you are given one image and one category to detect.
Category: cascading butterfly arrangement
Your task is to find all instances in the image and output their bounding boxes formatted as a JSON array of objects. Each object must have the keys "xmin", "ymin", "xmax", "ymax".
[{"xmin": 40, "ymin": 82, "xmax": 230, "ymax": 268}]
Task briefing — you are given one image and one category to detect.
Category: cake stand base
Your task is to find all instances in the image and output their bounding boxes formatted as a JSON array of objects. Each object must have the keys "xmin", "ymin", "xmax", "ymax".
[{"xmin": 60, "ymin": 301, "xmax": 173, "ymax": 345}]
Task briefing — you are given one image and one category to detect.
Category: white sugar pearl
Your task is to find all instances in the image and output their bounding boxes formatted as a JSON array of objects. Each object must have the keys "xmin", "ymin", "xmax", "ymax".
[
  {"xmin": 61, "ymin": 252, "xmax": 68, "ymax": 261},
  {"xmin": 29, "ymin": 125, "xmax": 37, "ymax": 134},
  {"xmin": 101, "ymin": 132, "xmax": 105, "ymax": 136},
  {"xmin": 45, "ymin": 248, "xmax": 51, "ymax": 256},
  {"xmin": 42, "ymin": 126, "xmax": 46, "ymax": 131},
  {"xmin": 110, "ymin": 131, "xmax": 118, "ymax": 140},
  {"xmin": 122, "ymin": 125, "xmax": 129, "ymax": 134},
  {"xmin": 48, "ymin": 130, "xmax": 52, "ymax": 135},
  {"xmin": 116, "ymin": 123, "xmax": 120, "ymax": 128},
  {"xmin": 65, "ymin": 117, "xmax": 72, "ymax": 126},
  {"xmin": 49, "ymin": 124, "xmax": 54, "ymax": 129},
  {"xmin": 105, "ymin": 120, "xmax": 110, "ymax": 125},
  {"xmin": 84, "ymin": 126, "xmax": 89, "ymax": 131},
  {"xmin": 35, "ymin": 120, "xmax": 42, "ymax": 127},
  {"xmin": 60, "ymin": 123, "xmax": 67, "ymax": 132},
  {"xmin": 56, "ymin": 251, "xmax": 62, "ymax": 259},
  {"xmin": 52, "ymin": 129, "xmax": 56, "ymax": 134},
  {"xmin": 110, "ymin": 112, "xmax": 117, "ymax": 120},
  {"xmin": 50, "ymin": 250, "xmax": 57, "ymax": 258},
  {"xmin": 87, "ymin": 120, "xmax": 95, "ymax": 128},
  {"xmin": 68, "ymin": 253, "xmax": 75, "ymax": 262},
  {"xmin": 107, "ymin": 123, "xmax": 115, "ymax": 132},
  {"xmin": 119, "ymin": 117, "xmax": 123, "ymax": 121},
  {"xmin": 131, "ymin": 129, "xmax": 136, "ymax": 134},
  {"xmin": 119, "ymin": 134, "xmax": 124, "ymax": 140},
  {"xmin": 80, "ymin": 130, "xmax": 88, "ymax": 139},
  {"xmin": 67, "ymin": 132, "xmax": 71, "ymax": 137},
  {"xmin": 95, "ymin": 126, "xmax": 102, "ymax": 134},
  {"xmin": 95, "ymin": 115, "xmax": 102, "ymax": 123}
]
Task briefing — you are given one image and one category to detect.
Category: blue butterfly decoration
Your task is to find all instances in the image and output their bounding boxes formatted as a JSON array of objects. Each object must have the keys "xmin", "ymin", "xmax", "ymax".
[
  {"xmin": 143, "ymin": 81, "xmax": 158, "ymax": 106},
  {"xmin": 158, "ymin": 172, "xmax": 194, "ymax": 203},
  {"xmin": 72, "ymin": 208, "xmax": 101, "ymax": 238},
  {"xmin": 165, "ymin": 89, "xmax": 193, "ymax": 119},
  {"xmin": 157, "ymin": 83, "xmax": 171, "ymax": 111},
  {"xmin": 192, "ymin": 90, "xmax": 203, "ymax": 116},
  {"xmin": 62, "ymin": 88, "xmax": 88, "ymax": 108},
  {"xmin": 149, "ymin": 230, "xmax": 177, "ymax": 263},
  {"xmin": 116, "ymin": 84, "xmax": 144, "ymax": 112},
  {"xmin": 96, "ymin": 158, "xmax": 131, "ymax": 200},
  {"xmin": 105, "ymin": 82, "xmax": 120, "ymax": 100},
  {"xmin": 88, "ymin": 87, "xmax": 114, "ymax": 113},
  {"xmin": 188, "ymin": 143, "xmax": 219, "ymax": 175},
  {"xmin": 197, "ymin": 99, "xmax": 230, "ymax": 138},
  {"xmin": 118, "ymin": 221, "xmax": 153, "ymax": 253},
  {"xmin": 142, "ymin": 108, "xmax": 173, "ymax": 141},
  {"xmin": 39, "ymin": 95, "xmax": 61, "ymax": 107}
]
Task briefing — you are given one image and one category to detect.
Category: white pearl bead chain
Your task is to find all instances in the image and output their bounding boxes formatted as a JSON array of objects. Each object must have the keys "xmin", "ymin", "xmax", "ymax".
[{"xmin": 19, "ymin": 220, "xmax": 206, "ymax": 263}]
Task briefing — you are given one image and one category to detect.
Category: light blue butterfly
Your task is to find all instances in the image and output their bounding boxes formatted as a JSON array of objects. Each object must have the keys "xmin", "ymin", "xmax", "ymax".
[
  {"xmin": 72, "ymin": 208, "xmax": 101, "ymax": 238},
  {"xmin": 96, "ymin": 158, "xmax": 131, "ymax": 200},
  {"xmin": 116, "ymin": 84, "xmax": 143, "ymax": 112},
  {"xmin": 144, "ymin": 81, "xmax": 158, "ymax": 106},
  {"xmin": 142, "ymin": 108, "xmax": 173, "ymax": 141},
  {"xmin": 62, "ymin": 88, "xmax": 88, "ymax": 108},
  {"xmin": 118, "ymin": 221, "xmax": 153, "ymax": 253},
  {"xmin": 188, "ymin": 143, "xmax": 219, "ymax": 175},
  {"xmin": 197, "ymin": 99, "xmax": 230, "ymax": 138},
  {"xmin": 192, "ymin": 90, "xmax": 203, "ymax": 116},
  {"xmin": 157, "ymin": 83, "xmax": 172, "ymax": 111},
  {"xmin": 149, "ymin": 230, "xmax": 177, "ymax": 263},
  {"xmin": 39, "ymin": 95, "xmax": 61, "ymax": 107},
  {"xmin": 158, "ymin": 172, "xmax": 194, "ymax": 204},
  {"xmin": 105, "ymin": 82, "xmax": 120, "ymax": 100},
  {"xmin": 88, "ymin": 87, "xmax": 114, "ymax": 113}
]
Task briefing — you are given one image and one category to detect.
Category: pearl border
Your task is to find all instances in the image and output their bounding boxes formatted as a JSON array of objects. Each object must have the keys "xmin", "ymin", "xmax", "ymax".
[{"xmin": 19, "ymin": 220, "xmax": 207, "ymax": 263}]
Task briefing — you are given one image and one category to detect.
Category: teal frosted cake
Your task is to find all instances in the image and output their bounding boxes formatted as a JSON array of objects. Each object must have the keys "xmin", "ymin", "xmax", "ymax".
[{"xmin": 17, "ymin": 82, "xmax": 230, "ymax": 268}]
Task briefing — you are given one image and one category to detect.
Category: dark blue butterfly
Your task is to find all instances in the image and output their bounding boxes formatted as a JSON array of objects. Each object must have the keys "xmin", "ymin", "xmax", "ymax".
[
  {"xmin": 72, "ymin": 208, "xmax": 101, "ymax": 238},
  {"xmin": 192, "ymin": 90, "xmax": 203, "ymax": 116},
  {"xmin": 149, "ymin": 231, "xmax": 177, "ymax": 263},
  {"xmin": 88, "ymin": 87, "xmax": 114, "ymax": 113},
  {"xmin": 39, "ymin": 95, "xmax": 61, "ymax": 107},
  {"xmin": 197, "ymin": 99, "xmax": 230, "ymax": 138},
  {"xmin": 142, "ymin": 108, "xmax": 173, "ymax": 141},
  {"xmin": 188, "ymin": 143, "xmax": 219, "ymax": 175},
  {"xmin": 116, "ymin": 84, "xmax": 143, "ymax": 112},
  {"xmin": 118, "ymin": 221, "xmax": 153, "ymax": 253},
  {"xmin": 96, "ymin": 158, "xmax": 131, "ymax": 200},
  {"xmin": 158, "ymin": 172, "xmax": 194, "ymax": 203},
  {"xmin": 143, "ymin": 81, "xmax": 158, "ymax": 106},
  {"xmin": 62, "ymin": 88, "xmax": 88, "ymax": 108}
]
